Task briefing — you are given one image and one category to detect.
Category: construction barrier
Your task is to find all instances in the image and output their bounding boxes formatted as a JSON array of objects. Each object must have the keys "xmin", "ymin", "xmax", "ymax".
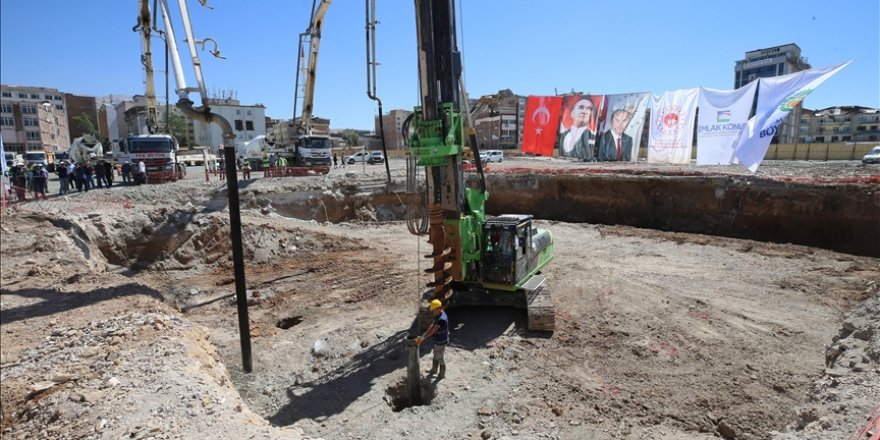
[
  {"xmin": 263, "ymin": 165, "xmax": 331, "ymax": 177},
  {"xmin": 146, "ymin": 171, "xmax": 185, "ymax": 184}
]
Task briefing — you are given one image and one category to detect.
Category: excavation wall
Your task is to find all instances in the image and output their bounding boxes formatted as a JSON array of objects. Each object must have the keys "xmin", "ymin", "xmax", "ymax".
[{"xmin": 481, "ymin": 174, "xmax": 879, "ymax": 257}]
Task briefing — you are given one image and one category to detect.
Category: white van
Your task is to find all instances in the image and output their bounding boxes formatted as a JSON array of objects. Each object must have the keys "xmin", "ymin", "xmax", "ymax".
[{"xmin": 480, "ymin": 150, "xmax": 504, "ymax": 163}]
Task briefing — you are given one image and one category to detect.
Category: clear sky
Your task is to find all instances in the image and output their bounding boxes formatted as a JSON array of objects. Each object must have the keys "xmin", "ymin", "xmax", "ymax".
[{"xmin": 1, "ymin": 0, "xmax": 877, "ymax": 130}]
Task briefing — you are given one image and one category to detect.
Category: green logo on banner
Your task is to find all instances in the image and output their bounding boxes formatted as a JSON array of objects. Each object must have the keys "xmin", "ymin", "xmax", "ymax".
[{"xmin": 779, "ymin": 89, "xmax": 812, "ymax": 112}]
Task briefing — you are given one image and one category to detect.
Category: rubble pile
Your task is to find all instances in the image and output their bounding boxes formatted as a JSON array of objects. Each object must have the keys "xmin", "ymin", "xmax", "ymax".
[
  {"xmin": 774, "ymin": 285, "xmax": 880, "ymax": 440},
  {"xmin": 0, "ymin": 312, "xmax": 315, "ymax": 440}
]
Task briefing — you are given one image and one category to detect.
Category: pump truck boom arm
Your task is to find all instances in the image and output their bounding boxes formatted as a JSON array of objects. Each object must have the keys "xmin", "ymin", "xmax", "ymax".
[
  {"xmin": 296, "ymin": 0, "xmax": 332, "ymax": 136},
  {"xmin": 135, "ymin": 0, "xmax": 159, "ymax": 134}
]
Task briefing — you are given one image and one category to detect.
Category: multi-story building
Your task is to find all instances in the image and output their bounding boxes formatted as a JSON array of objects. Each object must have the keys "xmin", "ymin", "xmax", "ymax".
[
  {"xmin": 735, "ymin": 44, "xmax": 811, "ymax": 143},
  {"xmin": 64, "ymin": 93, "xmax": 99, "ymax": 140},
  {"xmin": 471, "ymin": 89, "xmax": 523, "ymax": 150},
  {"xmin": 798, "ymin": 106, "xmax": 880, "ymax": 144},
  {"xmin": 191, "ymin": 98, "xmax": 266, "ymax": 152},
  {"xmin": 37, "ymin": 102, "xmax": 71, "ymax": 154},
  {"xmin": 0, "ymin": 84, "xmax": 69, "ymax": 154},
  {"xmin": 374, "ymin": 109, "xmax": 412, "ymax": 149}
]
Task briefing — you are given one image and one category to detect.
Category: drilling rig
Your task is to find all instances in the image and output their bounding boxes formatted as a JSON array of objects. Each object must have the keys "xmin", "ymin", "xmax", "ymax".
[{"xmin": 405, "ymin": 0, "xmax": 555, "ymax": 331}]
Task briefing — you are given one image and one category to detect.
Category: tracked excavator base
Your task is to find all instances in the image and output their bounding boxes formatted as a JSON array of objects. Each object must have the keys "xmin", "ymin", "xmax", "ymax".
[{"xmin": 417, "ymin": 275, "xmax": 555, "ymax": 333}]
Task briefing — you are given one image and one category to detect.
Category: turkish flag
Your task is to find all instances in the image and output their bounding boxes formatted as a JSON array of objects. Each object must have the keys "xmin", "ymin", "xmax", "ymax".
[{"xmin": 521, "ymin": 96, "xmax": 562, "ymax": 156}]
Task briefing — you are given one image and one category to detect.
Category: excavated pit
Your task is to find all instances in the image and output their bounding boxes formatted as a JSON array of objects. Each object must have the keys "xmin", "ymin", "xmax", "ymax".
[{"xmin": 254, "ymin": 173, "xmax": 878, "ymax": 257}]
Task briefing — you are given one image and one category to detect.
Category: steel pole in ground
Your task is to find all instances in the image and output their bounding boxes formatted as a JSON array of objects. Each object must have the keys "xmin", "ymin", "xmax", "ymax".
[
  {"xmin": 406, "ymin": 336, "xmax": 423, "ymax": 406},
  {"xmin": 224, "ymin": 145, "xmax": 253, "ymax": 373}
]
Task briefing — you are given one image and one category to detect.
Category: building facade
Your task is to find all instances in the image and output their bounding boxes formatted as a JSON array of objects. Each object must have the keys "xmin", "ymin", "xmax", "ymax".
[
  {"xmin": 0, "ymin": 84, "xmax": 69, "ymax": 154},
  {"xmin": 798, "ymin": 106, "xmax": 880, "ymax": 144},
  {"xmin": 734, "ymin": 44, "xmax": 811, "ymax": 143},
  {"xmin": 64, "ymin": 93, "xmax": 99, "ymax": 140},
  {"xmin": 471, "ymin": 89, "xmax": 523, "ymax": 150},
  {"xmin": 374, "ymin": 109, "xmax": 412, "ymax": 149},
  {"xmin": 191, "ymin": 98, "xmax": 266, "ymax": 152}
]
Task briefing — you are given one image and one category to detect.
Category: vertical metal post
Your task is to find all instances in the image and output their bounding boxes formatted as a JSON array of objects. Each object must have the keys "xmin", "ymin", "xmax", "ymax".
[
  {"xmin": 224, "ymin": 145, "xmax": 253, "ymax": 373},
  {"xmin": 406, "ymin": 336, "xmax": 422, "ymax": 406}
]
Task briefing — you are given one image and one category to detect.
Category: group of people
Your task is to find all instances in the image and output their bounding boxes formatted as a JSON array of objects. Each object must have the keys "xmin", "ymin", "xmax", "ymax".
[
  {"xmin": 7, "ymin": 162, "xmax": 50, "ymax": 201},
  {"xmin": 4, "ymin": 159, "xmax": 146, "ymax": 202}
]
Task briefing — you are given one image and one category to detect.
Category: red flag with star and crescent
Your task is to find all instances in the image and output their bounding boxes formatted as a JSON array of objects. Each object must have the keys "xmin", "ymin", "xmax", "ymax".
[{"xmin": 521, "ymin": 96, "xmax": 562, "ymax": 156}]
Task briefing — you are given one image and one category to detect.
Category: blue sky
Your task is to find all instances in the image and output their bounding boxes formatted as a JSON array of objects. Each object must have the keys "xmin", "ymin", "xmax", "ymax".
[{"xmin": 1, "ymin": 0, "xmax": 877, "ymax": 130}]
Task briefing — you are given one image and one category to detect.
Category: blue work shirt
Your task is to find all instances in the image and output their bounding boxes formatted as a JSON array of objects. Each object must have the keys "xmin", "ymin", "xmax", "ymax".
[{"xmin": 433, "ymin": 311, "xmax": 449, "ymax": 345}]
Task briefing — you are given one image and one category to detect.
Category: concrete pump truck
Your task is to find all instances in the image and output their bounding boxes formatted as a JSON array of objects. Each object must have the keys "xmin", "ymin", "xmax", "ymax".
[
  {"xmin": 401, "ymin": 0, "xmax": 556, "ymax": 331},
  {"xmin": 113, "ymin": 0, "xmax": 182, "ymax": 184},
  {"xmin": 267, "ymin": 0, "xmax": 333, "ymax": 170}
]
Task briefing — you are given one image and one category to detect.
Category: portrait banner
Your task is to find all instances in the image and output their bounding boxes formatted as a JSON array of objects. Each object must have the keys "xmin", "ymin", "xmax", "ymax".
[
  {"xmin": 695, "ymin": 81, "xmax": 757, "ymax": 166},
  {"xmin": 558, "ymin": 95, "xmax": 604, "ymax": 161},
  {"xmin": 521, "ymin": 96, "xmax": 563, "ymax": 157},
  {"xmin": 597, "ymin": 92, "xmax": 649, "ymax": 162},
  {"xmin": 733, "ymin": 61, "xmax": 850, "ymax": 172},
  {"xmin": 648, "ymin": 88, "xmax": 699, "ymax": 164}
]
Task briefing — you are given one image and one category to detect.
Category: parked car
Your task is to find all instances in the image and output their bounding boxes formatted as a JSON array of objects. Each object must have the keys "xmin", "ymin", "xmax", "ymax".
[
  {"xmin": 862, "ymin": 146, "xmax": 880, "ymax": 164},
  {"xmin": 367, "ymin": 152, "xmax": 385, "ymax": 164},
  {"xmin": 344, "ymin": 151, "xmax": 369, "ymax": 164},
  {"xmin": 480, "ymin": 150, "xmax": 504, "ymax": 163}
]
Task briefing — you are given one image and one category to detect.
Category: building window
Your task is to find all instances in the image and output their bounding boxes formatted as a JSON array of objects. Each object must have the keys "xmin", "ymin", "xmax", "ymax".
[
  {"xmin": 54, "ymin": 95, "xmax": 62, "ymax": 101},
  {"xmin": 245, "ymin": 121, "xmax": 254, "ymax": 131},
  {"xmin": 44, "ymin": 94, "xmax": 53, "ymax": 100},
  {"xmin": 0, "ymin": 116, "xmax": 13, "ymax": 126},
  {"xmin": 842, "ymin": 136, "xmax": 851, "ymax": 142},
  {"xmin": 246, "ymin": 110, "xmax": 252, "ymax": 116},
  {"xmin": 235, "ymin": 109, "xmax": 241, "ymax": 115},
  {"xmin": 857, "ymin": 126, "xmax": 866, "ymax": 131},
  {"xmin": 30, "ymin": 94, "xmax": 39, "ymax": 99},
  {"xmin": 234, "ymin": 119, "xmax": 243, "ymax": 131},
  {"xmin": 831, "ymin": 136, "xmax": 839, "ymax": 142},
  {"xmin": 1, "ymin": 92, "xmax": 10, "ymax": 98},
  {"xmin": 56, "ymin": 104, "xmax": 63, "ymax": 110},
  {"xmin": 18, "ymin": 93, "xmax": 27, "ymax": 98},
  {"xmin": 25, "ymin": 131, "xmax": 41, "ymax": 140},
  {"xmin": 0, "ymin": 104, "xmax": 12, "ymax": 113},
  {"xmin": 872, "ymin": 125, "xmax": 878, "ymax": 131},
  {"xmin": 23, "ymin": 117, "xmax": 39, "ymax": 127},
  {"xmin": 815, "ymin": 136, "xmax": 825, "ymax": 143},
  {"xmin": 22, "ymin": 106, "xmax": 37, "ymax": 114}
]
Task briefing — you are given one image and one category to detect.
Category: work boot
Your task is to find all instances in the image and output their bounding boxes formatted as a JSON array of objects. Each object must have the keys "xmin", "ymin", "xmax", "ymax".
[
  {"xmin": 437, "ymin": 364, "xmax": 446, "ymax": 380},
  {"xmin": 428, "ymin": 360, "xmax": 439, "ymax": 375}
]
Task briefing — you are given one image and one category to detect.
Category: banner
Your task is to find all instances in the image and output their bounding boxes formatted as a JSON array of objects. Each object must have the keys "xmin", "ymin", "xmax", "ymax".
[
  {"xmin": 648, "ymin": 88, "xmax": 699, "ymax": 164},
  {"xmin": 521, "ymin": 96, "xmax": 562, "ymax": 157},
  {"xmin": 733, "ymin": 61, "xmax": 851, "ymax": 172},
  {"xmin": 558, "ymin": 95, "xmax": 604, "ymax": 161},
  {"xmin": 696, "ymin": 82, "xmax": 757, "ymax": 165},
  {"xmin": 597, "ymin": 92, "xmax": 649, "ymax": 162}
]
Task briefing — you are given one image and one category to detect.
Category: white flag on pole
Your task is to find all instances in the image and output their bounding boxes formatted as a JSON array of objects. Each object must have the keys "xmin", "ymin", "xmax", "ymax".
[
  {"xmin": 733, "ymin": 61, "xmax": 851, "ymax": 172},
  {"xmin": 648, "ymin": 88, "xmax": 699, "ymax": 164},
  {"xmin": 696, "ymin": 82, "xmax": 758, "ymax": 166}
]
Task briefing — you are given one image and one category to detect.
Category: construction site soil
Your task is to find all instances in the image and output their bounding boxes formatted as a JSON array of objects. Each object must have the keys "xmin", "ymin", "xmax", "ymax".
[{"xmin": 1, "ymin": 158, "xmax": 878, "ymax": 440}]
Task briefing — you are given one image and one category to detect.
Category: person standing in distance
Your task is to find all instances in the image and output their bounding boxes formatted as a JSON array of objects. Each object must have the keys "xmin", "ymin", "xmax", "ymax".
[{"xmin": 416, "ymin": 299, "xmax": 449, "ymax": 379}]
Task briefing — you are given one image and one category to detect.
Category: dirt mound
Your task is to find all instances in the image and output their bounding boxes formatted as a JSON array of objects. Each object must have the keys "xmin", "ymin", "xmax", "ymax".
[{"xmin": 0, "ymin": 305, "xmax": 317, "ymax": 440}]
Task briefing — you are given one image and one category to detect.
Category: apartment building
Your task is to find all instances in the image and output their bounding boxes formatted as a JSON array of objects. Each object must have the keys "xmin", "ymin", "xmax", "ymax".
[{"xmin": 0, "ymin": 84, "xmax": 70, "ymax": 154}]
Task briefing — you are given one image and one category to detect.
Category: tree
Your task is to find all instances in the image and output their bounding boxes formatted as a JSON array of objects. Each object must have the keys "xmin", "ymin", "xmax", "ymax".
[
  {"xmin": 341, "ymin": 130, "xmax": 359, "ymax": 147},
  {"xmin": 72, "ymin": 114, "xmax": 99, "ymax": 137},
  {"xmin": 159, "ymin": 108, "xmax": 190, "ymax": 148}
]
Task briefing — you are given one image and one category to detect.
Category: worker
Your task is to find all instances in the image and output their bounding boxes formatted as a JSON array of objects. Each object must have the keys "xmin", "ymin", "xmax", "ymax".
[{"xmin": 416, "ymin": 299, "xmax": 449, "ymax": 379}]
